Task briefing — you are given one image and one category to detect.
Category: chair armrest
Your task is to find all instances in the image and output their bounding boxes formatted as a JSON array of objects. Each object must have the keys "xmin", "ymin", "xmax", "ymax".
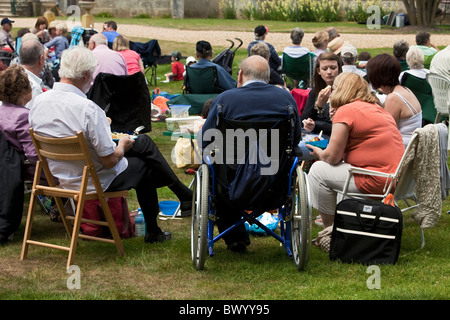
[{"xmin": 348, "ymin": 166, "xmax": 394, "ymax": 179}]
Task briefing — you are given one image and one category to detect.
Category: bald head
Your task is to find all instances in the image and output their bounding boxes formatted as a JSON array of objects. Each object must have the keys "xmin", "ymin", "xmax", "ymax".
[
  {"xmin": 238, "ymin": 55, "xmax": 270, "ymax": 85},
  {"xmin": 89, "ymin": 33, "xmax": 108, "ymax": 47}
]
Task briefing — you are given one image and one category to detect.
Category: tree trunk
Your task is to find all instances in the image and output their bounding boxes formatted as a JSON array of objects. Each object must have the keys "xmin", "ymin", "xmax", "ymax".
[{"xmin": 401, "ymin": 0, "xmax": 442, "ymax": 27}]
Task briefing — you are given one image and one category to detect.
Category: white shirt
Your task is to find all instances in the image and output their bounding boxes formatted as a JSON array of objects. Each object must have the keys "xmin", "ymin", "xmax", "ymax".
[
  {"xmin": 430, "ymin": 45, "xmax": 450, "ymax": 80},
  {"xmin": 283, "ymin": 46, "xmax": 310, "ymax": 58},
  {"xmin": 29, "ymin": 82, "xmax": 128, "ymax": 192},
  {"xmin": 23, "ymin": 68, "xmax": 43, "ymax": 110},
  {"xmin": 399, "ymin": 68, "xmax": 430, "ymax": 82},
  {"xmin": 342, "ymin": 65, "xmax": 367, "ymax": 78}
]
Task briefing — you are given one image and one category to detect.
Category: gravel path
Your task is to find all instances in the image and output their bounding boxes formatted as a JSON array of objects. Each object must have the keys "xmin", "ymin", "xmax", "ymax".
[{"xmin": 12, "ymin": 17, "xmax": 450, "ymax": 52}]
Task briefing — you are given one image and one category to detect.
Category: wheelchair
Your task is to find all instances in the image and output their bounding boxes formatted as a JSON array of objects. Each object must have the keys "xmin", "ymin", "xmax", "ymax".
[{"xmin": 191, "ymin": 105, "xmax": 312, "ymax": 271}]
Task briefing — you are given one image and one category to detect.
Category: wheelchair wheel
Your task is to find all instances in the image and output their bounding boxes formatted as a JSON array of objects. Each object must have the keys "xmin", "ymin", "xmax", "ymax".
[
  {"xmin": 191, "ymin": 164, "xmax": 209, "ymax": 270},
  {"xmin": 291, "ymin": 166, "xmax": 312, "ymax": 271}
]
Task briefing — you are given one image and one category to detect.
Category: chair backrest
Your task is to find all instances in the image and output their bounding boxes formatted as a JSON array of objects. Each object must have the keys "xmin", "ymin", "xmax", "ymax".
[
  {"xmin": 185, "ymin": 66, "xmax": 220, "ymax": 94},
  {"xmin": 282, "ymin": 52, "xmax": 314, "ymax": 86},
  {"xmin": 29, "ymin": 128, "xmax": 103, "ymax": 194},
  {"xmin": 426, "ymin": 73, "xmax": 450, "ymax": 116},
  {"xmin": 392, "ymin": 132, "xmax": 419, "ymax": 200},
  {"xmin": 129, "ymin": 40, "xmax": 161, "ymax": 68},
  {"xmin": 211, "ymin": 105, "xmax": 298, "ymax": 210},
  {"xmin": 86, "ymin": 72, "xmax": 152, "ymax": 134}
]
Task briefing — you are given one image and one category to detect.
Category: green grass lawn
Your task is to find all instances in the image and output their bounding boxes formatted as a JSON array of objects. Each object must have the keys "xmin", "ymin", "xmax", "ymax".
[{"xmin": 1, "ymin": 20, "xmax": 449, "ymax": 302}]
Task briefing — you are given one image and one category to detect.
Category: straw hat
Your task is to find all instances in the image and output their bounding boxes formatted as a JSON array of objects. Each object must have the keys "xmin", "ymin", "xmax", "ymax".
[{"xmin": 327, "ymin": 37, "xmax": 347, "ymax": 55}]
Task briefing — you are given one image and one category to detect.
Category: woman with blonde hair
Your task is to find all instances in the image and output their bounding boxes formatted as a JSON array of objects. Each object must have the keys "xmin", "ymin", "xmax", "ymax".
[
  {"xmin": 113, "ymin": 35, "xmax": 144, "ymax": 75},
  {"xmin": 306, "ymin": 72, "xmax": 404, "ymax": 230},
  {"xmin": 311, "ymin": 31, "xmax": 328, "ymax": 65}
]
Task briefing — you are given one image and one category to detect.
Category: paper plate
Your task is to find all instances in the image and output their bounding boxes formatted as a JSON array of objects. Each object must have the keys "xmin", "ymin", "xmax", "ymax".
[
  {"xmin": 112, "ymin": 134, "xmax": 138, "ymax": 142},
  {"xmin": 306, "ymin": 139, "xmax": 328, "ymax": 150}
]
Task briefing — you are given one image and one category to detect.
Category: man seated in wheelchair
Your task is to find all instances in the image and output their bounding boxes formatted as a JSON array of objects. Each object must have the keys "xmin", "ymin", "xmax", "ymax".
[{"xmin": 199, "ymin": 55, "xmax": 302, "ymax": 252}]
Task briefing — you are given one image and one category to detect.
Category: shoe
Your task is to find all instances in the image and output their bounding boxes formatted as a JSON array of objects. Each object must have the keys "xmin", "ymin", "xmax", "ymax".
[
  {"xmin": 178, "ymin": 200, "xmax": 192, "ymax": 217},
  {"xmin": 161, "ymin": 80, "xmax": 170, "ymax": 83},
  {"xmin": 227, "ymin": 241, "xmax": 248, "ymax": 254},
  {"xmin": 144, "ymin": 229, "xmax": 172, "ymax": 243}
]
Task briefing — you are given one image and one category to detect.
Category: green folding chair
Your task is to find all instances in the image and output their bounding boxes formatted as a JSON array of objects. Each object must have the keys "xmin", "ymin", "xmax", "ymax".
[
  {"xmin": 282, "ymin": 52, "xmax": 315, "ymax": 89},
  {"xmin": 184, "ymin": 66, "xmax": 221, "ymax": 94}
]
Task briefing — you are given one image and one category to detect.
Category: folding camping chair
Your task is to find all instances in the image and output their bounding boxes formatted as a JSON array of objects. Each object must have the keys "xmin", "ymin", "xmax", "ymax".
[
  {"xmin": 282, "ymin": 52, "xmax": 315, "ymax": 89},
  {"xmin": 167, "ymin": 66, "xmax": 221, "ymax": 115},
  {"xmin": 21, "ymin": 129, "xmax": 127, "ymax": 269},
  {"xmin": 129, "ymin": 39, "xmax": 161, "ymax": 86}
]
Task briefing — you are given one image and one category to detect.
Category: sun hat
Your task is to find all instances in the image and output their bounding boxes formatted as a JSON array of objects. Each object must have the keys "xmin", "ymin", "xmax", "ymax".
[
  {"xmin": 327, "ymin": 37, "xmax": 346, "ymax": 55},
  {"xmin": 341, "ymin": 44, "xmax": 358, "ymax": 58},
  {"xmin": 186, "ymin": 56, "xmax": 197, "ymax": 64}
]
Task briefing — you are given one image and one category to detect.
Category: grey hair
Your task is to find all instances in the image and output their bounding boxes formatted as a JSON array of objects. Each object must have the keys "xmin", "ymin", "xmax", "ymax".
[
  {"xmin": 250, "ymin": 41, "xmax": 270, "ymax": 60},
  {"xmin": 58, "ymin": 46, "xmax": 98, "ymax": 80},
  {"xmin": 19, "ymin": 39, "xmax": 44, "ymax": 65},
  {"xmin": 393, "ymin": 40, "xmax": 409, "ymax": 59},
  {"xmin": 239, "ymin": 55, "xmax": 270, "ymax": 83},
  {"xmin": 406, "ymin": 46, "xmax": 424, "ymax": 70},
  {"xmin": 290, "ymin": 27, "xmax": 304, "ymax": 45}
]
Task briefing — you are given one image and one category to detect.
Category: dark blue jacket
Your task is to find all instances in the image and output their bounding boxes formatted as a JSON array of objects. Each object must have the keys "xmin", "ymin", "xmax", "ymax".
[{"xmin": 201, "ymin": 81, "xmax": 301, "ymax": 150}]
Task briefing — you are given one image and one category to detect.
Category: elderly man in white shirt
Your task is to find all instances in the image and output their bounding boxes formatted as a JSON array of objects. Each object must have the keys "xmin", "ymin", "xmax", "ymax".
[
  {"xmin": 430, "ymin": 45, "xmax": 450, "ymax": 80},
  {"xmin": 29, "ymin": 46, "xmax": 192, "ymax": 243}
]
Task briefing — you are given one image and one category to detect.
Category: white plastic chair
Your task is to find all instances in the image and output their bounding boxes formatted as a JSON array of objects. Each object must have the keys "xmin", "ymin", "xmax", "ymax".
[{"xmin": 426, "ymin": 73, "xmax": 450, "ymax": 149}]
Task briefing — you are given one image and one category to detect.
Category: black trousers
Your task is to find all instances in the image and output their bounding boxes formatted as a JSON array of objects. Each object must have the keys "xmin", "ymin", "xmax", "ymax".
[
  {"xmin": 105, "ymin": 134, "xmax": 179, "ymax": 234},
  {"xmin": 215, "ymin": 183, "xmax": 250, "ymax": 246}
]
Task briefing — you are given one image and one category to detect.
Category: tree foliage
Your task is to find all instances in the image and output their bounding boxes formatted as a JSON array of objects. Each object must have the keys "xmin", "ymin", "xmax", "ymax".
[{"xmin": 402, "ymin": 0, "xmax": 442, "ymax": 27}]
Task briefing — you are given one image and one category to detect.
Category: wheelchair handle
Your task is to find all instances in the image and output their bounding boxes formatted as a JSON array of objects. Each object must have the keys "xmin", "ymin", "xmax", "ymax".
[{"xmin": 216, "ymin": 104, "xmax": 224, "ymax": 127}]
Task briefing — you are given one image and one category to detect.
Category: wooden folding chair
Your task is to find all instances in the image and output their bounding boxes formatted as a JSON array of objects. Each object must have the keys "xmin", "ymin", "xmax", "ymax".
[{"xmin": 20, "ymin": 128, "xmax": 127, "ymax": 269}]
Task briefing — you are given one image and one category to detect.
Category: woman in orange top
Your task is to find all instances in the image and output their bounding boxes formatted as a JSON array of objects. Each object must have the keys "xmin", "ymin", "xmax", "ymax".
[{"xmin": 306, "ymin": 73, "xmax": 404, "ymax": 229}]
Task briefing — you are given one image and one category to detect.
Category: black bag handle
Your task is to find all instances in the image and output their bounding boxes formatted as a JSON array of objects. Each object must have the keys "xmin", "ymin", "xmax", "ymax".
[{"xmin": 354, "ymin": 202, "xmax": 383, "ymax": 232}]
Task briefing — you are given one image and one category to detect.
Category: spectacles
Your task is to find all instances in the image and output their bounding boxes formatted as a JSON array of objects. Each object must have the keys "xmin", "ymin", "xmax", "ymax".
[{"xmin": 236, "ymin": 69, "xmax": 241, "ymax": 77}]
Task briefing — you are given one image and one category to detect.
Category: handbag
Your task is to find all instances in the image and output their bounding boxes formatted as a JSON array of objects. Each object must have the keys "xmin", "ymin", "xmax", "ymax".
[
  {"xmin": 329, "ymin": 198, "xmax": 403, "ymax": 265},
  {"xmin": 81, "ymin": 197, "xmax": 134, "ymax": 239}
]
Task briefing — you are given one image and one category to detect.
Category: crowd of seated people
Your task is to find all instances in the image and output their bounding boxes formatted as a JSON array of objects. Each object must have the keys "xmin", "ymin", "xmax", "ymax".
[{"xmin": 0, "ymin": 18, "xmax": 446, "ymax": 255}]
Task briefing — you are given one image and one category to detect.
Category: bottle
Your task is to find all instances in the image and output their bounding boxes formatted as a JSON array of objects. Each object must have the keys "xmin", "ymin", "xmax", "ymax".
[{"xmin": 135, "ymin": 208, "xmax": 146, "ymax": 237}]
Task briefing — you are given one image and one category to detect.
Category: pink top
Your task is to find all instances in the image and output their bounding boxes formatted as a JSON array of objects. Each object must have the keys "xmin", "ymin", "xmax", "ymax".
[
  {"xmin": 118, "ymin": 49, "xmax": 142, "ymax": 75},
  {"xmin": 333, "ymin": 101, "xmax": 404, "ymax": 194},
  {"xmin": 92, "ymin": 44, "xmax": 128, "ymax": 81}
]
